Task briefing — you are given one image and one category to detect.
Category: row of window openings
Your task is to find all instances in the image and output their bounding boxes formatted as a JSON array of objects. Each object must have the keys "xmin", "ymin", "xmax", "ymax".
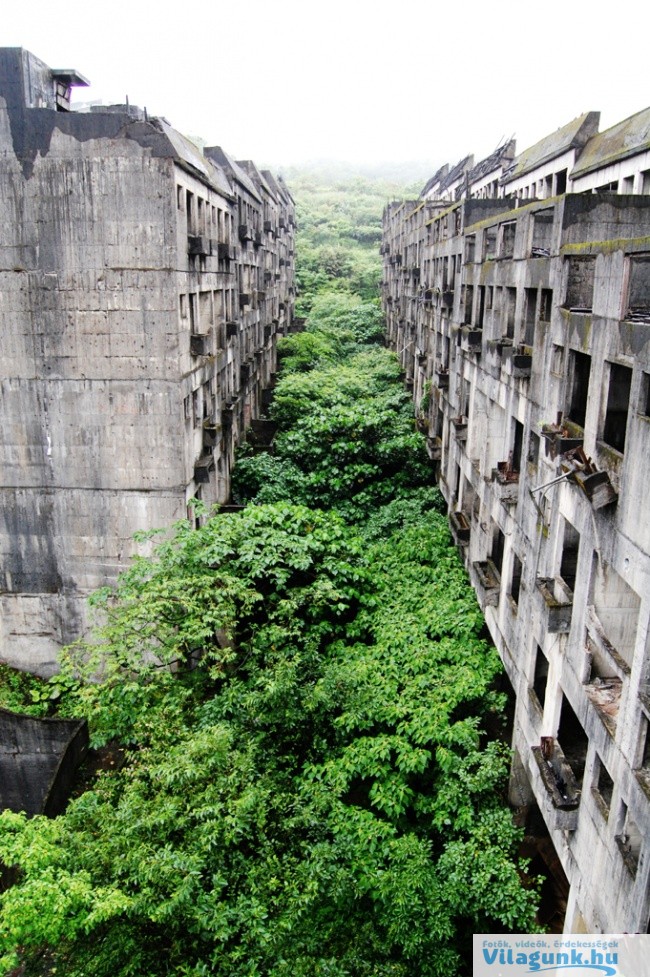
[
  {"xmin": 461, "ymin": 254, "xmax": 649, "ymax": 342},
  {"xmin": 462, "ymin": 284, "xmax": 552, "ymax": 344},
  {"xmin": 564, "ymin": 254, "xmax": 650, "ymax": 319},
  {"xmin": 465, "ymin": 209, "xmax": 555, "ymax": 264},
  {"xmin": 567, "ymin": 352, "xmax": 650, "ymax": 454},
  {"xmin": 423, "ymin": 246, "xmax": 648, "ymax": 329},
  {"xmin": 180, "ymin": 292, "xmax": 235, "ymax": 333},
  {"xmin": 533, "ymin": 657, "xmax": 646, "ymax": 877},
  {"xmin": 178, "ymin": 185, "xmax": 289, "ymax": 249},
  {"xmin": 177, "ymin": 186, "xmax": 233, "ymax": 242},
  {"xmin": 489, "ymin": 511, "xmax": 640, "ymax": 669},
  {"xmin": 458, "ymin": 352, "xmax": 647, "ymax": 459}
]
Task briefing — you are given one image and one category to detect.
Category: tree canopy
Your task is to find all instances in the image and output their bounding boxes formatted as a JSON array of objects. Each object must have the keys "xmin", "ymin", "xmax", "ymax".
[{"xmin": 0, "ymin": 170, "xmax": 539, "ymax": 977}]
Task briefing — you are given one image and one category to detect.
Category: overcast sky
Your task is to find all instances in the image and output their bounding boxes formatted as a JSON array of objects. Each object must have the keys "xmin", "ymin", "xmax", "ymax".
[{"xmin": 3, "ymin": 0, "xmax": 648, "ymax": 175}]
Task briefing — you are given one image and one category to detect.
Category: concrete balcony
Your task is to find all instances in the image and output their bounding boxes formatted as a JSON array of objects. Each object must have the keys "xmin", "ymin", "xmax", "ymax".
[
  {"xmin": 561, "ymin": 448, "xmax": 618, "ymax": 509},
  {"xmin": 435, "ymin": 367, "xmax": 449, "ymax": 389},
  {"xmin": 541, "ymin": 423, "xmax": 583, "ymax": 460},
  {"xmin": 531, "ymin": 739, "xmax": 580, "ymax": 831},
  {"xmin": 471, "ymin": 559, "xmax": 501, "ymax": 608},
  {"xmin": 503, "ymin": 344, "xmax": 532, "ymax": 378},
  {"xmin": 460, "ymin": 326, "xmax": 483, "ymax": 354},
  {"xmin": 491, "ymin": 465, "xmax": 519, "ymax": 504},
  {"xmin": 194, "ymin": 454, "xmax": 215, "ymax": 484},
  {"xmin": 535, "ymin": 576, "xmax": 573, "ymax": 633},
  {"xmin": 450, "ymin": 510, "xmax": 471, "ymax": 545},
  {"xmin": 190, "ymin": 333, "xmax": 210, "ymax": 357},
  {"xmin": 451, "ymin": 416, "xmax": 468, "ymax": 442},
  {"xmin": 426, "ymin": 435, "xmax": 442, "ymax": 461},
  {"xmin": 188, "ymin": 234, "xmax": 210, "ymax": 256}
]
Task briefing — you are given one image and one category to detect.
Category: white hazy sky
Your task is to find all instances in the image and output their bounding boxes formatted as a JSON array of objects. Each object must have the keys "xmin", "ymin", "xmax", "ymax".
[{"xmin": 3, "ymin": 0, "xmax": 649, "ymax": 173}]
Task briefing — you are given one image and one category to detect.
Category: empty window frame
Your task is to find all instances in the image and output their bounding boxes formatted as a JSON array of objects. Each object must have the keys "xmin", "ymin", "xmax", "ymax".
[
  {"xmin": 557, "ymin": 695, "xmax": 589, "ymax": 787},
  {"xmin": 615, "ymin": 801, "xmax": 642, "ymax": 876},
  {"xmin": 510, "ymin": 553, "xmax": 523, "ymax": 605},
  {"xmin": 532, "ymin": 644, "xmax": 549, "ymax": 710},
  {"xmin": 555, "ymin": 169, "xmax": 568, "ymax": 195},
  {"xmin": 185, "ymin": 190, "xmax": 195, "ymax": 234},
  {"xmin": 531, "ymin": 208, "xmax": 554, "ymax": 256},
  {"xmin": 567, "ymin": 350, "xmax": 591, "ymax": 428},
  {"xmin": 591, "ymin": 559, "xmax": 640, "ymax": 670},
  {"xmin": 504, "ymin": 287, "xmax": 516, "ymax": 339},
  {"xmin": 539, "ymin": 288, "xmax": 553, "ymax": 322},
  {"xmin": 465, "ymin": 234, "xmax": 476, "ymax": 263},
  {"xmin": 565, "ymin": 256, "xmax": 596, "ymax": 312},
  {"xmin": 485, "ymin": 226, "xmax": 498, "ymax": 260},
  {"xmin": 601, "ymin": 362, "xmax": 632, "ymax": 453},
  {"xmin": 523, "ymin": 287, "xmax": 537, "ymax": 345},
  {"xmin": 592, "ymin": 754, "xmax": 614, "ymax": 818},
  {"xmin": 492, "ymin": 526, "xmax": 506, "ymax": 576},
  {"xmin": 559, "ymin": 520, "xmax": 580, "ymax": 592},
  {"xmin": 626, "ymin": 254, "xmax": 650, "ymax": 320},
  {"xmin": 500, "ymin": 221, "xmax": 516, "ymax": 259},
  {"xmin": 640, "ymin": 372, "xmax": 650, "ymax": 417},
  {"xmin": 464, "ymin": 284, "xmax": 474, "ymax": 324},
  {"xmin": 476, "ymin": 285, "xmax": 486, "ymax": 328},
  {"xmin": 511, "ymin": 418, "xmax": 524, "ymax": 472}
]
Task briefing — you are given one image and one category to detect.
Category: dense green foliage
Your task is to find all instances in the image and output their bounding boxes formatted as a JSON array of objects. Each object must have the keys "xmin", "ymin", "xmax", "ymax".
[
  {"xmin": 233, "ymin": 295, "xmax": 430, "ymax": 524},
  {"xmin": 0, "ymin": 171, "xmax": 538, "ymax": 976},
  {"xmin": 286, "ymin": 167, "xmax": 419, "ymax": 312}
]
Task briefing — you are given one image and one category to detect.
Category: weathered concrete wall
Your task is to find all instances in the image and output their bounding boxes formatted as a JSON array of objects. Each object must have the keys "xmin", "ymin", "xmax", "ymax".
[
  {"xmin": 0, "ymin": 708, "xmax": 88, "ymax": 816},
  {"xmin": 0, "ymin": 49, "xmax": 295, "ymax": 674},
  {"xmin": 382, "ymin": 180, "xmax": 650, "ymax": 935}
]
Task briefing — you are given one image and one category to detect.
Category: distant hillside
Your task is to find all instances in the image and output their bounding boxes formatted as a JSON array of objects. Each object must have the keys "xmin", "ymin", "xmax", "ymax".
[{"xmin": 285, "ymin": 165, "xmax": 420, "ymax": 312}]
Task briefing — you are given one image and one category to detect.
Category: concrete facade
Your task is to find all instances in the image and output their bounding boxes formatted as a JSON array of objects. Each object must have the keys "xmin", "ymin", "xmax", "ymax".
[
  {"xmin": 382, "ymin": 109, "xmax": 650, "ymax": 934},
  {"xmin": 0, "ymin": 49, "xmax": 295, "ymax": 674}
]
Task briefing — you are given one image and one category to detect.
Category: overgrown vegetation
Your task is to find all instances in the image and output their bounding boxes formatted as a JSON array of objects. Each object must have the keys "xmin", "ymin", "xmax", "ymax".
[
  {"xmin": 0, "ymin": 170, "xmax": 538, "ymax": 977},
  {"xmin": 285, "ymin": 166, "xmax": 419, "ymax": 313}
]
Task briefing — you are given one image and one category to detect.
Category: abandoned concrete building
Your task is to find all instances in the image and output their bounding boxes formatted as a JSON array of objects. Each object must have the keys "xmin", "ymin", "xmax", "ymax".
[
  {"xmin": 382, "ymin": 108, "xmax": 650, "ymax": 934},
  {"xmin": 0, "ymin": 48, "xmax": 295, "ymax": 675}
]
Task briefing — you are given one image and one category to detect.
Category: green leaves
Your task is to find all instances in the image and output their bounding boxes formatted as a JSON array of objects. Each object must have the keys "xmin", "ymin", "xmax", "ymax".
[{"xmin": 0, "ymin": 180, "xmax": 540, "ymax": 975}]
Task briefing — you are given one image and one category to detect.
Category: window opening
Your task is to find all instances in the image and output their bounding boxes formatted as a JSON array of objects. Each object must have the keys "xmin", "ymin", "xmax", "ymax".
[
  {"xmin": 615, "ymin": 802, "xmax": 641, "ymax": 876},
  {"xmin": 524, "ymin": 287, "xmax": 537, "ymax": 345},
  {"xmin": 557, "ymin": 695, "xmax": 588, "ymax": 788},
  {"xmin": 485, "ymin": 226, "xmax": 497, "ymax": 260},
  {"xmin": 640, "ymin": 372, "xmax": 650, "ymax": 417},
  {"xmin": 602, "ymin": 363, "xmax": 632, "ymax": 453},
  {"xmin": 626, "ymin": 254, "xmax": 650, "ymax": 322},
  {"xmin": 477, "ymin": 285, "xmax": 486, "ymax": 327},
  {"xmin": 504, "ymin": 287, "xmax": 516, "ymax": 339},
  {"xmin": 532, "ymin": 644, "xmax": 549, "ymax": 709},
  {"xmin": 510, "ymin": 553, "xmax": 523, "ymax": 604},
  {"xmin": 565, "ymin": 257, "xmax": 595, "ymax": 312},
  {"xmin": 559, "ymin": 520, "xmax": 580, "ymax": 592},
  {"xmin": 532, "ymin": 209, "xmax": 554, "ymax": 256},
  {"xmin": 592, "ymin": 756, "xmax": 614, "ymax": 817},
  {"xmin": 500, "ymin": 221, "xmax": 516, "ymax": 259},
  {"xmin": 492, "ymin": 526, "xmax": 506, "ymax": 576},
  {"xmin": 567, "ymin": 350, "xmax": 591, "ymax": 428},
  {"xmin": 511, "ymin": 418, "xmax": 524, "ymax": 472},
  {"xmin": 539, "ymin": 288, "xmax": 553, "ymax": 322},
  {"xmin": 464, "ymin": 284, "xmax": 474, "ymax": 323}
]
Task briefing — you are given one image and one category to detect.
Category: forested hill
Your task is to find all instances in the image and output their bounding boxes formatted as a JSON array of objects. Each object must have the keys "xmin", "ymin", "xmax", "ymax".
[
  {"xmin": 0, "ymin": 167, "xmax": 540, "ymax": 977},
  {"xmin": 283, "ymin": 165, "xmax": 422, "ymax": 307}
]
